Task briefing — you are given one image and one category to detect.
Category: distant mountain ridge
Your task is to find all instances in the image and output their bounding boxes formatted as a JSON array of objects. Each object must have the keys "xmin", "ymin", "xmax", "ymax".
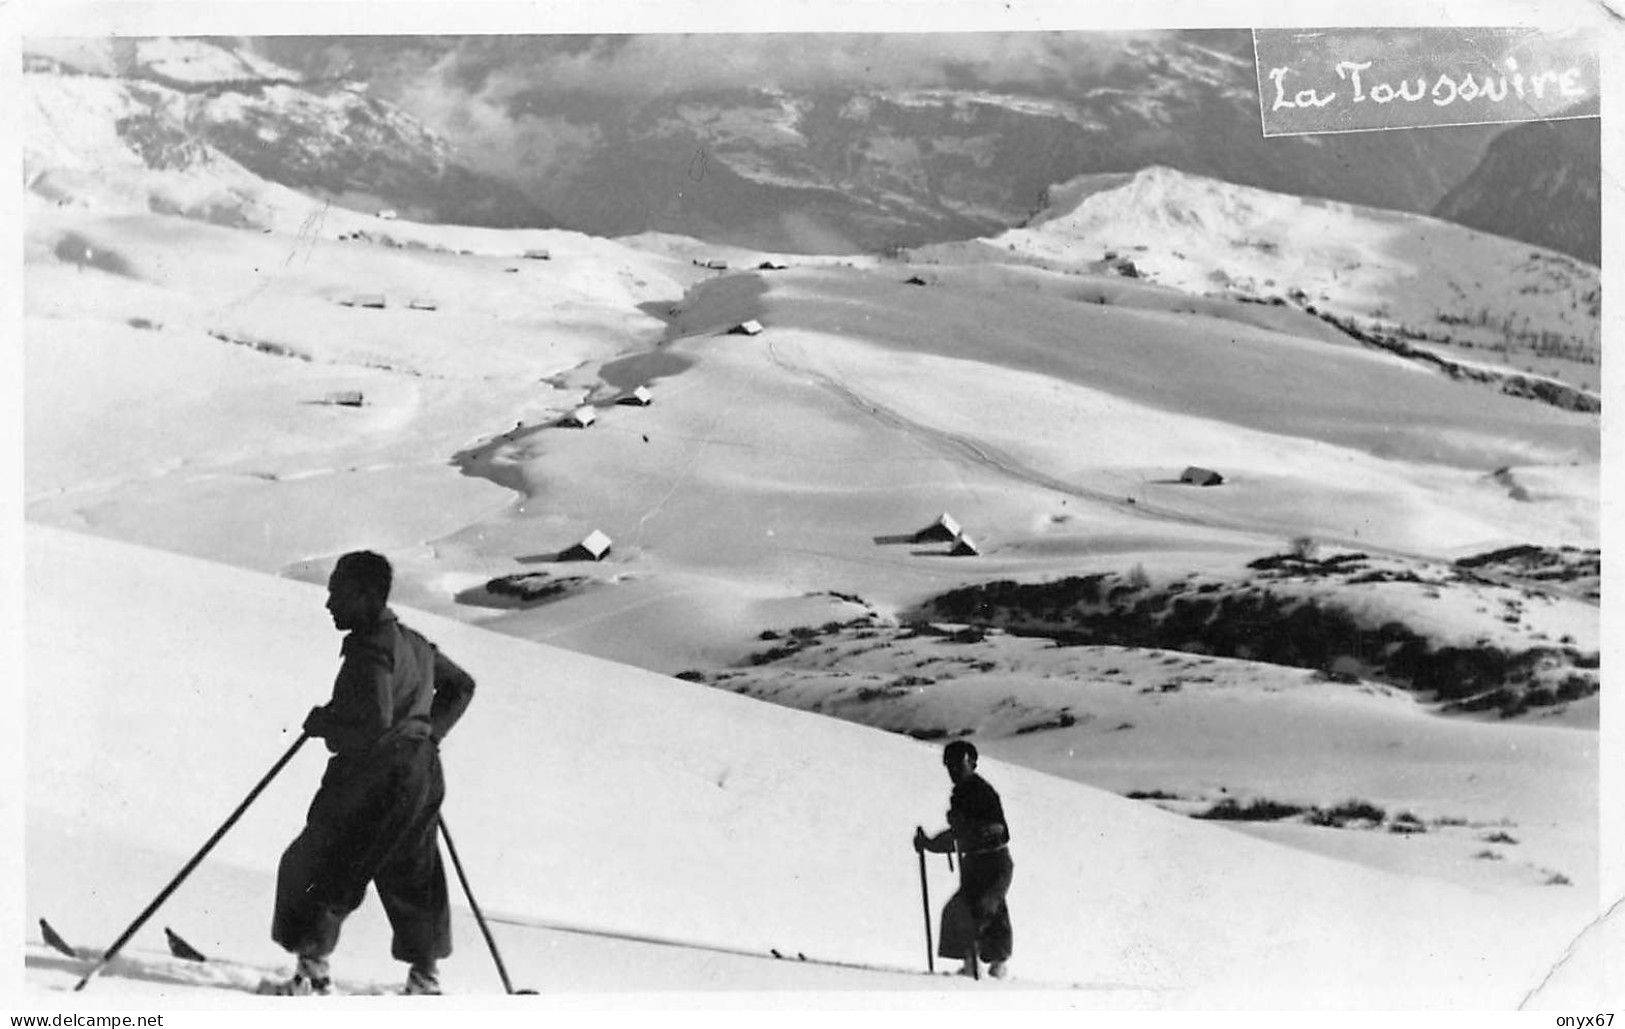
[
  {"xmin": 23, "ymin": 37, "xmax": 559, "ymax": 230},
  {"xmin": 1433, "ymin": 118, "xmax": 1601, "ymax": 266},
  {"xmin": 26, "ymin": 34, "xmax": 1600, "ymax": 269},
  {"xmin": 254, "ymin": 32, "xmax": 1508, "ymax": 254}
]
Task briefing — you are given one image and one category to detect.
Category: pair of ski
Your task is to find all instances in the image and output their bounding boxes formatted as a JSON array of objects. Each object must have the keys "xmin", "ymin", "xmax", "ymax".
[
  {"xmin": 42, "ymin": 918, "xmax": 204, "ymax": 963},
  {"xmin": 43, "ymin": 919, "xmax": 307, "ymax": 995},
  {"xmin": 39, "ymin": 918, "xmax": 416, "ymax": 996},
  {"xmin": 43, "ymin": 734, "xmax": 536, "ymax": 996}
]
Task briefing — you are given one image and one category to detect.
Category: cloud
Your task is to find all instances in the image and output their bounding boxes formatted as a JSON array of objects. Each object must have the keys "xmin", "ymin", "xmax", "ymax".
[
  {"xmin": 436, "ymin": 31, "xmax": 1162, "ymax": 102},
  {"xmin": 395, "ymin": 69, "xmax": 604, "ymax": 187},
  {"xmin": 381, "ymin": 32, "xmax": 1164, "ymax": 193}
]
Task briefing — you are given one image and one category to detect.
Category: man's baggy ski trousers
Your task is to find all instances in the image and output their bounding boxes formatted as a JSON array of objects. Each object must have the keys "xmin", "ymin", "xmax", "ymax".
[
  {"xmin": 937, "ymin": 849, "xmax": 1013, "ymax": 965},
  {"xmin": 273, "ymin": 735, "xmax": 451, "ymax": 965}
]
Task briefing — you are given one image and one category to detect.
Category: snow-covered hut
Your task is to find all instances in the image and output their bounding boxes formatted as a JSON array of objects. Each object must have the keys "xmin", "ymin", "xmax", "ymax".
[
  {"xmin": 914, "ymin": 513, "xmax": 964, "ymax": 544},
  {"xmin": 1180, "ymin": 467, "xmax": 1224, "ymax": 486},
  {"xmin": 562, "ymin": 406, "xmax": 597, "ymax": 428},
  {"xmin": 949, "ymin": 535, "xmax": 981, "ymax": 557},
  {"xmin": 564, "ymin": 530, "xmax": 613, "ymax": 562}
]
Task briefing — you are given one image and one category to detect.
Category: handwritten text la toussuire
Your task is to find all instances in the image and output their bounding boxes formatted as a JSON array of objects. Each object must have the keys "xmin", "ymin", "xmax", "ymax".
[{"xmin": 1269, "ymin": 58, "xmax": 1587, "ymax": 111}]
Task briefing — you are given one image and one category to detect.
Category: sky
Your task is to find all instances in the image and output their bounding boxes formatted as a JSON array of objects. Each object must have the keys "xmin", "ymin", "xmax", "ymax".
[{"xmin": 412, "ymin": 32, "xmax": 1165, "ymax": 96}]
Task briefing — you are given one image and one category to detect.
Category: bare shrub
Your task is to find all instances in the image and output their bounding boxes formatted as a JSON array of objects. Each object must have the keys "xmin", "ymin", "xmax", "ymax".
[
  {"xmin": 1308, "ymin": 800, "xmax": 1386, "ymax": 827},
  {"xmin": 1196, "ymin": 797, "xmax": 1306, "ymax": 822}
]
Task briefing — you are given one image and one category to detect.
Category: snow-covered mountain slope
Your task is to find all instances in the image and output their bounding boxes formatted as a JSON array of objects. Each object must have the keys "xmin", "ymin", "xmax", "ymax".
[
  {"xmin": 27, "ymin": 36, "xmax": 300, "ymax": 84},
  {"xmin": 23, "ymin": 36, "xmax": 557, "ymax": 231},
  {"xmin": 981, "ymin": 166, "xmax": 1599, "ymax": 396},
  {"xmin": 21, "ymin": 526, "xmax": 1603, "ymax": 1005},
  {"xmin": 21, "ymin": 202, "xmax": 705, "ymax": 574},
  {"xmin": 24, "ymin": 197, "xmax": 1597, "ymax": 662}
]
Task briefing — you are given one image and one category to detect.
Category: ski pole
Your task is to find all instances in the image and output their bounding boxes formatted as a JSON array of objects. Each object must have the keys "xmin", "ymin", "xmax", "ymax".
[
  {"xmin": 916, "ymin": 830, "xmax": 934, "ymax": 974},
  {"xmin": 75, "ymin": 733, "xmax": 311, "ymax": 991},
  {"xmin": 439, "ymin": 816, "xmax": 534, "ymax": 994}
]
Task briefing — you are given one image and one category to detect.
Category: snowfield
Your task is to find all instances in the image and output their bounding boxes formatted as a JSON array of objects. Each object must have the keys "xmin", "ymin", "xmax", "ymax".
[{"xmin": 14, "ymin": 31, "xmax": 1617, "ymax": 1016}]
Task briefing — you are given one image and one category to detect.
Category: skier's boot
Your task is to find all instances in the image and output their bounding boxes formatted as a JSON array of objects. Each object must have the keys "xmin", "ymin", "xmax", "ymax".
[
  {"xmin": 257, "ymin": 955, "xmax": 332, "ymax": 996},
  {"xmin": 957, "ymin": 942, "xmax": 981, "ymax": 980},
  {"xmin": 403, "ymin": 962, "xmax": 442, "ymax": 996},
  {"xmin": 987, "ymin": 960, "xmax": 1009, "ymax": 980},
  {"xmin": 956, "ymin": 950, "xmax": 980, "ymax": 978}
]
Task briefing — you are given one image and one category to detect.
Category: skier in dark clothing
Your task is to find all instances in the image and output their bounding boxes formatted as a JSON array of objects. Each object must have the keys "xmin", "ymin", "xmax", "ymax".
[
  {"xmin": 263, "ymin": 550, "xmax": 476, "ymax": 996},
  {"xmin": 914, "ymin": 740, "xmax": 1013, "ymax": 979}
]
